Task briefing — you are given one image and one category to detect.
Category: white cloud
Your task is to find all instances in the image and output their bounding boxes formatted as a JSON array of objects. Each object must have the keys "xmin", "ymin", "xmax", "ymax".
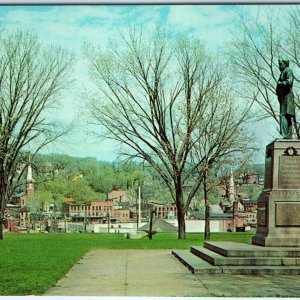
[
  {"xmin": 167, "ymin": 5, "xmax": 237, "ymax": 51},
  {"xmin": 0, "ymin": 4, "xmax": 296, "ymax": 161}
]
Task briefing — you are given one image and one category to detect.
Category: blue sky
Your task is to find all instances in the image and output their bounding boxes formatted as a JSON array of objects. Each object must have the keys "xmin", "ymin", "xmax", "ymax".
[{"xmin": 0, "ymin": 4, "xmax": 289, "ymax": 162}]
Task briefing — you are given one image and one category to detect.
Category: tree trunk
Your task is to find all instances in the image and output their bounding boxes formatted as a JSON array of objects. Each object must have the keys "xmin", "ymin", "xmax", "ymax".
[
  {"xmin": 0, "ymin": 209, "xmax": 3, "ymax": 240},
  {"xmin": 204, "ymin": 170, "xmax": 210, "ymax": 240},
  {"xmin": 0, "ymin": 165, "xmax": 5, "ymax": 240},
  {"xmin": 177, "ymin": 208, "xmax": 186, "ymax": 240},
  {"xmin": 175, "ymin": 181, "xmax": 186, "ymax": 240},
  {"xmin": 204, "ymin": 205, "xmax": 210, "ymax": 240}
]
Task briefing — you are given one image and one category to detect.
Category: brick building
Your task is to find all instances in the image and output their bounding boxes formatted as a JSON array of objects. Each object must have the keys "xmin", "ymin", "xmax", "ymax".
[
  {"xmin": 149, "ymin": 202, "xmax": 177, "ymax": 219},
  {"xmin": 66, "ymin": 200, "xmax": 114, "ymax": 218},
  {"xmin": 114, "ymin": 209, "xmax": 130, "ymax": 222},
  {"xmin": 4, "ymin": 163, "xmax": 34, "ymax": 232},
  {"xmin": 224, "ymin": 201, "xmax": 248, "ymax": 231},
  {"xmin": 63, "ymin": 200, "xmax": 133, "ymax": 223},
  {"xmin": 241, "ymin": 199, "xmax": 257, "ymax": 227},
  {"xmin": 241, "ymin": 199, "xmax": 258, "ymax": 211}
]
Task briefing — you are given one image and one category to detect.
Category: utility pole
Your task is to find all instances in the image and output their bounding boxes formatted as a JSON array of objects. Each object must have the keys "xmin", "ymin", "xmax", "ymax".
[
  {"xmin": 136, "ymin": 190, "xmax": 138, "ymax": 230},
  {"xmin": 138, "ymin": 186, "xmax": 141, "ymax": 225},
  {"xmin": 136, "ymin": 186, "xmax": 142, "ymax": 230},
  {"xmin": 64, "ymin": 213, "xmax": 67, "ymax": 233},
  {"xmin": 107, "ymin": 211, "xmax": 110, "ymax": 234}
]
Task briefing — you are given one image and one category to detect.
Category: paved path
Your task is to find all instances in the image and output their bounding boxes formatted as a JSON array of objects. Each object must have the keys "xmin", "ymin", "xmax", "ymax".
[{"xmin": 44, "ymin": 249, "xmax": 300, "ymax": 297}]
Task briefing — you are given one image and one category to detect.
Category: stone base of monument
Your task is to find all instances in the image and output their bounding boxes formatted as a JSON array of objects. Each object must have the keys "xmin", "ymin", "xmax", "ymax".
[
  {"xmin": 251, "ymin": 140, "xmax": 300, "ymax": 247},
  {"xmin": 173, "ymin": 140, "xmax": 300, "ymax": 275},
  {"xmin": 172, "ymin": 241, "xmax": 300, "ymax": 275},
  {"xmin": 251, "ymin": 188, "xmax": 300, "ymax": 247}
]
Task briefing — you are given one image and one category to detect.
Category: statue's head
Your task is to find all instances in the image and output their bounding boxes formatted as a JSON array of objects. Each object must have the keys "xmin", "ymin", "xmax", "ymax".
[{"xmin": 278, "ymin": 58, "xmax": 289, "ymax": 71}]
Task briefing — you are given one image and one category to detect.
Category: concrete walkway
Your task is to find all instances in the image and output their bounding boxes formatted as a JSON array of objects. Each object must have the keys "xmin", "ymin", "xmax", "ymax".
[{"xmin": 44, "ymin": 249, "xmax": 300, "ymax": 297}]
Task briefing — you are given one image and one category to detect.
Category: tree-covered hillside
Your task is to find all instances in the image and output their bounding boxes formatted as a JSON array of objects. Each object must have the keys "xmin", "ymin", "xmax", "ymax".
[
  {"xmin": 27, "ymin": 154, "xmax": 264, "ymax": 206},
  {"xmin": 31, "ymin": 154, "xmax": 172, "ymax": 204}
]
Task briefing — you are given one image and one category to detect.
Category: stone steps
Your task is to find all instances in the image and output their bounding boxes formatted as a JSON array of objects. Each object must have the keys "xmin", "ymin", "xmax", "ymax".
[
  {"xmin": 171, "ymin": 250, "xmax": 222, "ymax": 274},
  {"xmin": 191, "ymin": 246, "xmax": 300, "ymax": 266},
  {"xmin": 204, "ymin": 241, "xmax": 300, "ymax": 257},
  {"xmin": 172, "ymin": 242, "xmax": 300, "ymax": 275}
]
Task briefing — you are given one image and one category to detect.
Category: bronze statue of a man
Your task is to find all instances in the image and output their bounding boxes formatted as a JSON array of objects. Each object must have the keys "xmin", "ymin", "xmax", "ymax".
[{"xmin": 276, "ymin": 58, "xmax": 295, "ymax": 139}]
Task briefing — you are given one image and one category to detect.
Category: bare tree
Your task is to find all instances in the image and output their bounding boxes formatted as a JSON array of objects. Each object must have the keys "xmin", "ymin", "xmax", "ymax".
[
  {"xmin": 0, "ymin": 31, "xmax": 73, "ymax": 239},
  {"xmin": 85, "ymin": 28, "xmax": 251, "ymax": 239},
  {"xmin": 189, "ymin": 89, "xmax": 255, "ymax": 240},
  {"xmin": 228, "ymin": 10, "xmax": 280, "ymax": 124}
]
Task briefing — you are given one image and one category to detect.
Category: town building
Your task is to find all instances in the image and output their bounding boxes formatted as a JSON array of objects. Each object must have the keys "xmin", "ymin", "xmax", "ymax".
[
  {"xmin": 4, "ymin": 163, "xmax": 35, "ymax": 232},
  {"xmin": 238, "ymin": 172, "xmax": 264, "ymax": 185},
  {"xmin": 241, "ymin": 199, "xmax": 258, "ymax": 211},
  {"xmin": 241, "ymin": 199, "xmax": 257, "ymax": 227},
  {"xmin": 63, "ymin": 200, "xmax": 135, "ymax": 223},
  {"xmin": 64, "ymin": 200, "xmax": 114, "ymax": 218},
  {"xmin": 148, "ymin": 202, "xmax": 177, "ymax": 219},
  {"xmin": 114, "ymin": 209, "xmax": 130, "ymax": 222}
]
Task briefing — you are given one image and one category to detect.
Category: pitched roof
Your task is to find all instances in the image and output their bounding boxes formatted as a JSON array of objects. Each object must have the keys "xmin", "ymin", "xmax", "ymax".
[{"xmin": 139, "ymin": 219, "xmax": 177, "ymax": 232}]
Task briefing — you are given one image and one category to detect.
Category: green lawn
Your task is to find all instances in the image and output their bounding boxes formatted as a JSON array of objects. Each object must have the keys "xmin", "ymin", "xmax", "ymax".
[{"xmin": 0, "ymin": 231, "xmax": 254, "ymax": 295}]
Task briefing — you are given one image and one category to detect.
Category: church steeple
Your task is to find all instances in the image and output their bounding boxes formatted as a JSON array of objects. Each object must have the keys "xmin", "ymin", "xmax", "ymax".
[
  {"xmin": 228, "ymin": 169, "xmax": 235, "ymax": 203},
  {"xmin": 26, "ymin": 162, "xmax": 34, "ymax": 196}
]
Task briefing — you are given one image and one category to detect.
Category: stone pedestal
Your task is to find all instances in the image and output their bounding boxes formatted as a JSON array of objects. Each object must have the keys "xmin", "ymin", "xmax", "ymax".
[
  {"xmin": 173, "ymin": 139, "xmax": 300, "ymax": 275},
  {"xmin": 252, "ymin": 139, "xmax": 300, "ymax": 247}
]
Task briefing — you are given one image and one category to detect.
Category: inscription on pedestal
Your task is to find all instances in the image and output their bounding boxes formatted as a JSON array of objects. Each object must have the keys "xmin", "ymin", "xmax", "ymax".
[
  {"xmin": 271, "ymin": 190, "xmax": 300, "ymax": 201},
  {"xmin": 278, "ymin": 156, "xmax": 300, "ymax": 189},
  {"xmin": 276, "ymin": 202, "xmax": 300, "ymax": 226}
]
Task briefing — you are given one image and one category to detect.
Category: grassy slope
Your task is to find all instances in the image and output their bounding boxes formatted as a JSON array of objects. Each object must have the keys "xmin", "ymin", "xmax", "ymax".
[{"xmin": 0, "ymin": 232, "xmax": 253, "ymax": 295}]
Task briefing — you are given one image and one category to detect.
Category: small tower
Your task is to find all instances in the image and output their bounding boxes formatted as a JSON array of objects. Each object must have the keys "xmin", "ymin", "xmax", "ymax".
[
  {"xmin": 228, "ymin": 169, "xmax": 235, "ymax": 203},
  {"xmin": 26, "ymin": 163, "xmax": 34, "ymax": 197}
]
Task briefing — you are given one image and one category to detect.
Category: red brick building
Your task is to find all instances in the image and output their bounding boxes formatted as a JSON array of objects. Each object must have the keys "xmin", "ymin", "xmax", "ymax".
[
  {"xmin": 114, "ymin": 209, "xmax": 130, "ymax": 222},
  {"xmin": 4, "ymin": 163, "xmax": 34, "ymax": 232},
  {"xmin": 242, "ymin": 199, "xmax": 258, "ymax": 212},
  {"xmin": 241, "ymin": 199, "xmax": 257, "ymax": 226},
  {"xmin": 224, "ymin": 201, "xmax": 248, "ymax": 231},
  {"xmin": 149, "ymin": 202, "xmax": 177, "ymax": 219},
  {"xmin": 67, "ymin": 200, "xmax": 114, "ymax": 217},
  {"xmin": 64, "ymin": 200, "xmax": 133, "ymax": 223}
]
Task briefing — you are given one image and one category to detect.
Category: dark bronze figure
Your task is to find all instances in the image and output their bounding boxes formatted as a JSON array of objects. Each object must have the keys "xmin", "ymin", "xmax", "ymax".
[{"xmin": 276, "ymin": 58, "xmax": 296, "ymax": 139}]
